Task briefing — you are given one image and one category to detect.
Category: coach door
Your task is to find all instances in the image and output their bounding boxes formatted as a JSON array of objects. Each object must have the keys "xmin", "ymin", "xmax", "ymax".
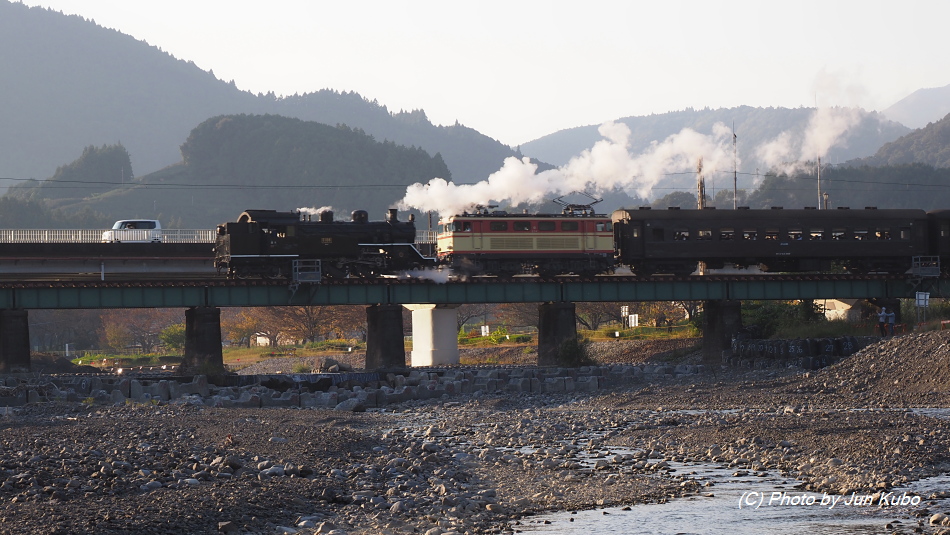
[{"xmin": 616, "ymin": 219, "xmax": 643, "ymax": 263}]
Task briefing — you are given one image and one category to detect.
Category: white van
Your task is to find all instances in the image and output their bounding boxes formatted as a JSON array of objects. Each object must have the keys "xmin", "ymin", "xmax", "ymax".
[{"xmin": 101, "ymin": 220, "xmax": 163, "ymax": 243}]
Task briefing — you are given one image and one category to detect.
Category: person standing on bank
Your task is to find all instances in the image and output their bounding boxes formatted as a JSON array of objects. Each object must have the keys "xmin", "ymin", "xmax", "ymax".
[
  {"xmin": 887, "ymin": 308, "xmax": 897, "ymax": 336},
  {"xmin": 878, "ymin": 307, "xmax": 888, "ymax": 337}
]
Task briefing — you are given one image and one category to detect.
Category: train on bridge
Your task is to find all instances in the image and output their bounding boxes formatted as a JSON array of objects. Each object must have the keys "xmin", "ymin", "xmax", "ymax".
[{"xmin": 212, "ymin": 201, "xmax": 950, "ymax": 280}]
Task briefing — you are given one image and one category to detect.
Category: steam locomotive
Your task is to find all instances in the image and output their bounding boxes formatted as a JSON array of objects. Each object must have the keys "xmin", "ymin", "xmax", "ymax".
[
  {"xmin": 214, "ymin": 208, "xmax": 431, "ymax": 279},
  {"xmin": 214, "ymin": 205, "xmax": 950, "ymax": 279}
]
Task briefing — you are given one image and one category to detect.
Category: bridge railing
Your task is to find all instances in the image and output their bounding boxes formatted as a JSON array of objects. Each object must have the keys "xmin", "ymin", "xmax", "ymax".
[{"xmin": 0, "ymin": 229, "xmax": 216, "ymax": 244}]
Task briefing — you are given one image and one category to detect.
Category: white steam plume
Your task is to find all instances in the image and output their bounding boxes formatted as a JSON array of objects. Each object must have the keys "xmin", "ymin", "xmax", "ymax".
[
  {"xmin": 398, "ymin": 268, "xmax": 454, "ymax": 283},
  {"xmin": 400, "ymin": 122, "xmax": 736, "ymax": 218},
  {"xmin": 297, "ymin": 206, "xmax": 335, "ymax": 217},
  {"xmin": 755, "ymin": 107, "xmax": 864, "ymax": 175}
]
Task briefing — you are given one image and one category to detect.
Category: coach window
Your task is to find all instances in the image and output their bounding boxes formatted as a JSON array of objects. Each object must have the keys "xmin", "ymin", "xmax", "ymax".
[
  {"xmin": 595, "ymin": 222, "xmax": 613, "ymax": 231},
  {"xmin": 900, "ymin": 227, "xmax": 911, "ymax": 240},
  {"xmin": 514, "ymin": 221, "xmax": 531, "ymax": 231},
  {"xmin": 719, "ymin": 228, "xmax": 734, "ymax": 241},
  {"xmin": 831, "ymin": 228, "xmax": 845, "ymax": 240},
  {"xmin": 764, "ymin": 229, "xmax": 779, "ymax": 241},
  {"xmin": 854, "ymin": 228, "xmax": 868, "ymax": 240},
  {"xmin": 673, "ymin": 229, "xmax": 689, "ymax": 241},
  {"xmin": 942, "ymin": 223, "xmax": 950, "ymax": 237},
  {"xmin": 489, "ymin": 222, "xmax": 508, "ymax": 231},
  {"xmin": 809, "ymin": 229, "xmax": 824, "ymax": 240},
  {"xmin": 788, "ymin": 229, "xmax": 802, "ymax": 241},
  {"xmin": 875, "ymin": 228, "xmax": 891, "ymax": 240},
  {"xmin": 561, "ymin": 221, "xmax": 579, "ymax": 231},
  {"xmin": 697, "ymin": 229, "xmax": 712, "ymax": 241},
  {"xmin": 742, "ymin": 229, "xmax": 757, "ymax": 240},
  {"xmin": 538, "ymin": 221, "xmax": 556, "ymax": 231}
]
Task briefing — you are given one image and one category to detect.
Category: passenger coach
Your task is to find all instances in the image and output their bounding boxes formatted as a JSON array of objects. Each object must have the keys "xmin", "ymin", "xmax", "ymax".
[{"xmin": 612, "ymin": 207, "xmax": 931, "ymax": 276}]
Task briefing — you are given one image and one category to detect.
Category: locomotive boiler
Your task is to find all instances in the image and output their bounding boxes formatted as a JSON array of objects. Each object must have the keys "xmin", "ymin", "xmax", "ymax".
[{"xmin": 214, "ymin": 208, "xmax": 432, "ymax": 279}]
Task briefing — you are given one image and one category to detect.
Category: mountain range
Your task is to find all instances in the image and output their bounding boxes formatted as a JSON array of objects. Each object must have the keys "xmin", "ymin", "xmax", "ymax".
[{"xmin": 3, "ymin": 0, "xmax": 950, "ymax": 228}]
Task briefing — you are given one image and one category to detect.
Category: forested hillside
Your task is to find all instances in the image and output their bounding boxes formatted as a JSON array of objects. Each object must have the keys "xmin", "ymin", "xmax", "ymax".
[
  {"xmin": 0, "ymin": 1, "xmax": 519, "ymax": 187},
  {"xmin": 9, "ymin": 115, "xmax": 452, "ymax": 228},
  {"xmin": 647, "ymin": 163, "xmax": 950, "ymax": 211},
  {"xmin": 853, "ymin": 113, "xmax": 950, "ymax": 168}
]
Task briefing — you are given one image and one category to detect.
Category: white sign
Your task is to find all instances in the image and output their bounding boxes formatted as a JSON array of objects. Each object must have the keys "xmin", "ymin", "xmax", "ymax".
[
  {"xmin": 916, "ymin": 292, "xmax": 930, "ymax": 308},
  {"xmin": 629, "ymin": 314, "xmax": 639, "ymax": 327}
]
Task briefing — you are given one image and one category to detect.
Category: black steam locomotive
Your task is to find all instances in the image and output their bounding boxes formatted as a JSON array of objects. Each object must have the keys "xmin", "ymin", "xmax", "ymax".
[{"xmin": 214, "ymin": 208, "xmax": 432, "ymax": 279}]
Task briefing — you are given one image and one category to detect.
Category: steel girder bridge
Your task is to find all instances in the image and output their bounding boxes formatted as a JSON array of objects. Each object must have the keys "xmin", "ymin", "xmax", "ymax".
[{"xmin": 0, "ymin": 275, "xmax": 942, "ymax": 310}]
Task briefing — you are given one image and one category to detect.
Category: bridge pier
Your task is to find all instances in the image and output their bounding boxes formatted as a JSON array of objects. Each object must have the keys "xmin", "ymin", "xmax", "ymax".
[
  {"xmin": 365, "ymin": 304, "xmax": 407, "ymax": 369},
  {"xmin": 405, "ymin": 304, "xmax": 460, "ymax": 367},
  {"xmin": 180, "ymin": 306, "xmax": 224, "ymax": 374},
  {"xmin": 538, "ymin": 302, "xmax": 577, "ymax": 366},
  {"xmin": 703, "ymin": 299, "xmax": 742, "ymax": 364},
  {"xmin": 0, "ymin": 309, "xmax": 30, "ymax": 373}
]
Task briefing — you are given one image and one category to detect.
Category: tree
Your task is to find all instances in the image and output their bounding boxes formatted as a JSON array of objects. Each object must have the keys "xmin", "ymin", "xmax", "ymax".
[
  {"xmin": 494, "ymin": 302, "xmax": 540, "ymax": 330},
  {"xmin": 651, "ymin": 191, "xmax": 698, "ymax": 209},
  {"xmin": 576, "ymin": 302, "xmax": 621, "ymax": 330},
  {"xmin": 99, "ymin": 308, "xmax": 181, "ymax": 353},
  {"xmin": 455, "ymin": 303, "xmax": 497, "ymax": 332},
  {"xmin": 29, "ymin": 309, "xmax": 103, "ymax": 351},
  {"xmin": 159, "ymin": 323, "xmax": 186, "ymax": 352},
  {"xmin": 221, "ymin": 308, "xmax": 257, "ymax": 347},
  {"xmin": 673, "ymin": 301, "xmax": 703, "ymax": 323}
]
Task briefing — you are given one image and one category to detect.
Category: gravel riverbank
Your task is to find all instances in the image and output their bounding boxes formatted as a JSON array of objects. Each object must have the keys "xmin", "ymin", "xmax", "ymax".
[{"xmin": 3, "ymin": 333, "xmax": 950, "ymax": 534}]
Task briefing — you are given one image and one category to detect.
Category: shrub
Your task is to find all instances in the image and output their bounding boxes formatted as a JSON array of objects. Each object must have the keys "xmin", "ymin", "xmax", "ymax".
[{"xmin": 292, "ymin": 362, "xmax": 313, "ymax": 374}]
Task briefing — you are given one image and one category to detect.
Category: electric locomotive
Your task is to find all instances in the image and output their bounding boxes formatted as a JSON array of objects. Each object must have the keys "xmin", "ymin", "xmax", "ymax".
[
  {"xmin": 437, "ymin": 200, "xmax": 615, "ymax": 277},
  {"xmin": 214, "ymin": 208, "xmax": 432, "ymax": 279}
]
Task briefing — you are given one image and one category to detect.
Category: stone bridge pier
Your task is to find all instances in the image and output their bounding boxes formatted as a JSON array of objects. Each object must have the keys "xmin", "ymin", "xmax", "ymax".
[{"xmin": 0, "ymin": 309, "xmax": 30, "ymax": 373}]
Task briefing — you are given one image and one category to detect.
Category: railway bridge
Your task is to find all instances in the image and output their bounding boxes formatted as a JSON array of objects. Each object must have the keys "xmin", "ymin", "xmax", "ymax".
[
  {"xmin": 0, "ymin": 228, "xmax": 944, "ymax": 373},
  {"xmin": 0, "ymin": 273, "xmax": 944, "ymax": 374}
]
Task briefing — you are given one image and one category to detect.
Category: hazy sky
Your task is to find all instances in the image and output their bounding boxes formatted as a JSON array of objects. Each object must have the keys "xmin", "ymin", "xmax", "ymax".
[{"xmin": 19, "ymin": 0, "xmax": 950, "ymax": 147}]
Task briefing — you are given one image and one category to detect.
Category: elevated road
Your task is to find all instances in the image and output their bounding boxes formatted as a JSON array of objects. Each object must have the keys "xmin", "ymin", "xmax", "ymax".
[
  {"xmin": 0, "ymin": 274, "xmax": 941, "ymax": 309},
  {"xmin": 0, "ymin": 242, "xmax": 216, "ymax": 279}
]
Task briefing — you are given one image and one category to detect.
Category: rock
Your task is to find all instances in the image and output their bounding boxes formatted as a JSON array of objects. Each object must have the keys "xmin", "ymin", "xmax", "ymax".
[
  {"xmin": 217, "ymin": 521, "xmax": 240, "ymax": 532},
  {"xmin": 334, "ymin": 398, "xmax": 367, "ymax": 412}
]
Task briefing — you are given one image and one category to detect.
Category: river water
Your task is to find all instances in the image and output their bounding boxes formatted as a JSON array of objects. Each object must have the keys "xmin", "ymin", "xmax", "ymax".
[{"xmin": 514, "ymin": 463, "xmax": 948, "ymax": 534}]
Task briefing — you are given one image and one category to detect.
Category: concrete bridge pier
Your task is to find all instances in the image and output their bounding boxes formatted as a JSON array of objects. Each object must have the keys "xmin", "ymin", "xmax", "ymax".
[
  {"xmin": 404, "ymin": 304, "xmax": 460, "ymax": 367},
  {"xmin": 365, "ymin": 304, "xmax": 407, "ymax": 369},
  {"xmin": 181, "ymin": 306, "xmax": 224, "ymax": 374},
  {"xmin": 0, "ymin": 309, "xmax": 30, "ymax": 373},
  {"xmin": 538, "ymin": 302, "xmax": 577, "ymax": 366},
  {"xmin": 703, "ymin": 299, "xmax": 742, "ymax": 364}
]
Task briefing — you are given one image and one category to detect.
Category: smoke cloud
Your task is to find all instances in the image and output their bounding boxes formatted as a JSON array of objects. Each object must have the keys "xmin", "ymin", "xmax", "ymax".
[
  {"xmin": 755, "ymin": 107, "xmax": 864, "ymax": 175},
  {"xmin": 297, "ymin": 206, "xmax": 335, "ymax": 217},
  {"xmin": 399, "ymin": 121, "xmax": 736, "ymax": 218}
]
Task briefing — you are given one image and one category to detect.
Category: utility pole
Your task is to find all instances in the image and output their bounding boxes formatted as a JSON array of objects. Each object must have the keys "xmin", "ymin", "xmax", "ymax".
[
  {"xmin": 733, "ymin": 125, "xmax": 738, "ymax": 209},
  {"xmin": 696, "ymin": 157, "xmax": 706, "ymax": 209}
]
